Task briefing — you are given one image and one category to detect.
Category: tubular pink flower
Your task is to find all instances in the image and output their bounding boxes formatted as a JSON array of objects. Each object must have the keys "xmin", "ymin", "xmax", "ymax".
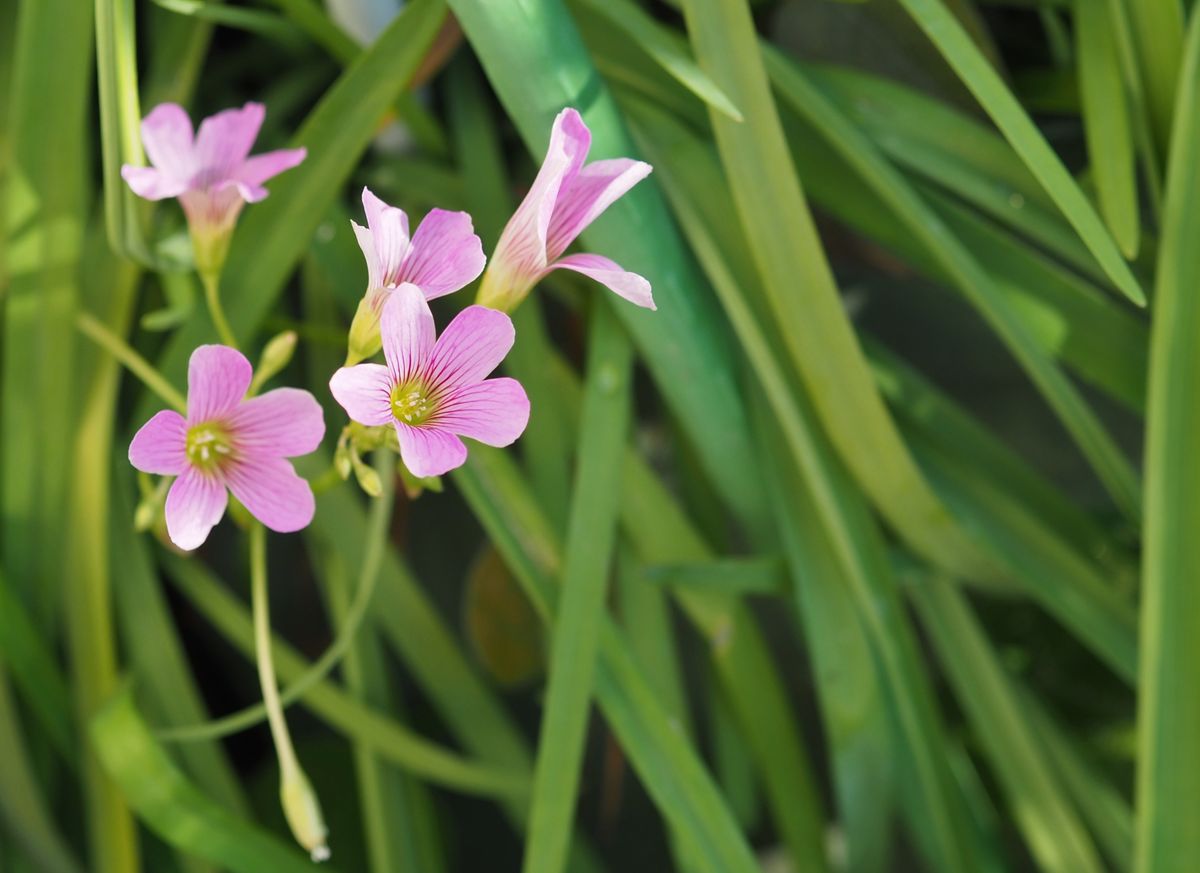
[
  {"xmin": 345, "ymin": 187, "xmax": 486, "ymax": 364},
  {"xmin": 330, "ymin": 284, "xmax": 529, "ymax": 478},
  {"xmin": 121, "ymin": 102, "xmax": 306, "ymax": 275},
  {"xmin": 128, "ymin": 345, "xmax": 325, "ymax": 550},
  {"xmin": 477, "ymin": 107, "xmax": 656, "ymax": 313}
]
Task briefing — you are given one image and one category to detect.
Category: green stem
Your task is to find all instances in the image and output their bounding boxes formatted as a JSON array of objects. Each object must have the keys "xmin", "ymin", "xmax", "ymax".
[
  {"xmin": 75, "ymin": 312, "xmax": 187, "ymax": 412},
  {"xmin": 250, "ymin": 525, "xmax": 329, "ymax": 861},
  {"xmin": 202, "ymin": 272, "xmax": 239, "ymax": 349}
]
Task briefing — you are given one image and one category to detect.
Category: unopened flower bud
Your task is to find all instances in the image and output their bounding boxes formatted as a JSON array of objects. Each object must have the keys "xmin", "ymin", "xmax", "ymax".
[
  {"xmin": 250, "ymin": 330, "xmax": 298, "ymax": 394},
  {"xmin": 280, "ymin": 766, "xmax": 329, "ymax": 862}
]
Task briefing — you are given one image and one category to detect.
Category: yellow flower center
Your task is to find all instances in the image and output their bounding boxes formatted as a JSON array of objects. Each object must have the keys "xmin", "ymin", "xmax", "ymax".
[
  {"xmin": 391, "ymin": 381, "xmax": 434, "ymax": 426},
  {"xmin": 185, "ymin": 422, "xmax": 234, "ymax": 470}
]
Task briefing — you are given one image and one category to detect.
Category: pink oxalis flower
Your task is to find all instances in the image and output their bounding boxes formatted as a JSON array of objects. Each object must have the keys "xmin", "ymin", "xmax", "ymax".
[
  {"xmin": 345, "ymin": 186, "xmax": 486, "ymax": 365},
  {"xmin": 330, "ymin": 285, "xmax": 530, "ymax": 478},
  {"xmin": 477, "ymin": 107, "xmax": 655, "ymax": 313},
  {"xmin": 129, "ymin": 345, "xmax": 325, "ymax": 551},
  {"xmin": 121, "ymin": 102, "xmax": 306, "ymax": 276}
]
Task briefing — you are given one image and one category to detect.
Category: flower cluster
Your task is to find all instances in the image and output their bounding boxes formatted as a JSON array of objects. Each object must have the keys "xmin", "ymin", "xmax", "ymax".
[{"xmin": 124, "ymin": 101, "xmax": 653, "ymax": 552}]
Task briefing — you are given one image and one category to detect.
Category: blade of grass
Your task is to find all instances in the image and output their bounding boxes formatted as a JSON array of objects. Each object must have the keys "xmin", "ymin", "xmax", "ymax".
[
  {"xmin": 642, "ymin": 557, "xmax": 787, "ymax": 597},
  {"xmin": 91, "ymin": 688, "xmax": 332, "ymax": 873},
  {"xmin": 679, "ymin": 0, "xmax": 997, "ymax": 580},
  {"xmin": 1119, "ymin": 0, "xmax": 1184, "ymax": 158},
  {"xmin": 445, "ymin": 0, "xmax": 771, "ymax": 533},
  {"xmin": 1136, "ymin": 11, "xmax": 1200, "ymax": 873},
  {"xmin": 522, "ymin": 303, "xmax": 633, "ymax": 873},
  {"xmin": 894, "ymin": 0, "xmax": 1145, "ymax": 305},
  {"xmin": 907, "ymin": 574, "xmax": 1107, "ymax": 873},
  {"xmin": 764, "ymin": 46, "xmax": 1141, "ymax": 521},
  {"xmin": 1076, "ymin": 0, "xmax": 1140, "ymax": 258}
]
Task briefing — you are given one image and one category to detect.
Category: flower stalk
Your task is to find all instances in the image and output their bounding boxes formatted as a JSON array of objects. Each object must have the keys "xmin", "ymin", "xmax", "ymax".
[
  {"xmin": 250, "ymin": 523, "xmax": 330, "ymax": 862},
  {"xmin": 201, "ymin": 271, "xmax": 238, "ymax": 349}
]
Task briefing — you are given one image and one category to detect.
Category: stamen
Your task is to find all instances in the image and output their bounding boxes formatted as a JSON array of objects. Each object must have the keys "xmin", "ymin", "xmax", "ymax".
[
  {"xmin": 186, "ymin": 422, "xmax": 235, "ymax": 470},
  {"xmin": 390, "ymin": 380, "xmax": 435, "ymax": 426}
]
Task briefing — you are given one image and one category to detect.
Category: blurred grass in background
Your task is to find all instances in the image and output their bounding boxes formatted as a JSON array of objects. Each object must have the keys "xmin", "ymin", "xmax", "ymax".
[{"xmin": 1, "ymin": 0, "xmax": 1196, "ymax": 871}]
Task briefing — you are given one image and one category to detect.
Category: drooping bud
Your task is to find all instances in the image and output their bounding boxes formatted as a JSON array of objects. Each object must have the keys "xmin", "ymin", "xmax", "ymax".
[
  {"xmin": 250, "ymin": 330, "xmax": 298, "ymax": 394},
  {"xmin": 280, "ymin": 765, "xmax": 330, "ymax": 862}
]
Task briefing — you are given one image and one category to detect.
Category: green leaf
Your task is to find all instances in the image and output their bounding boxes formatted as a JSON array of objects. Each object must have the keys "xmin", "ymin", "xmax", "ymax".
[
  {"xmin": 1076, "ymin": 0, "xmax": 1140, "ymax": 258},
  {"xmin": 895, "ymin": 0, "xmax": 1146, "ymax": 305},
  {"xmin": 908, "ymin": 575, "xmax": 1107, "ymax": 873},
  {"xmin": 1120, "ymin": 0, "xmax": 1184, "ymax": 157},
  {"xmin": 1136, "ymin": 11, "xmax": 1200, "ymax": 872},
  {"xmin": 91, "ymin": 688, "xmax": 330, "ymax": 873}
]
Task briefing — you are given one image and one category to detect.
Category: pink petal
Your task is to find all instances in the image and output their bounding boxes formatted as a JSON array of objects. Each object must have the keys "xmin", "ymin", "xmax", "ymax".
[
  {"xmin": 351, "ymin": 221, "xmax": 383, "ymax": 291},
  {"xmin": 227, "ymin": 388, "xmax": 325, "ymax": 459},
  {"xmin": 400, "ymin": 209, "xmax": 486, "ymax": 299},
  {"xmin": 128, "ymin": 409, "xmax": 188, "ymax": 475},
  {"xmin": 423, "ymin": 305, "xmax": 515, "ymax": 392},
  {"xmin": 360, "ymin": 187, "xmax": 411, "ymax": 288},
  {"xmin": 436, "ymin": 378, "xmax": 530, "ymax": 447},
  {"xmin": 551, "ymin": 253, "xmax": 656, "ymax": 310},
  {"xmin": 225, "ymin": 456, "xmax": 315, "ymax": 534},
  {"xmin": 121, "ymin": 165, "xmax": 191, "ymax": 201},
  {"xmin": 165, "ymin": 468, "xmax": 228, "ymax": 551},
  {"xmin": 545, "ymin": 158, "xmax": 652, "ymax": 260},
  {"xmin": 233, "ymin": 147, "xmax": 306, "ymax": 202},
  {"xmin": 488, "ymin": 108, "xmax": 591, "ymax": 283},
  {"xmin": 194, "ymin": 103, "xmax": 265, "ymax": 183},
  {"xmin": 187, "ymin": 345, "xmax": 252, "ymax": 424},
  {"xmin": 329, "ymin": 363, "xmax": 394, "ymax": 426},
  {"xmin": 394, "ymin": 424, "xmax": 468, "ymax": 478},
  {"xmin": 380, "ymin": 285, "xmax": 434, "ymax": 385},
  {"xmin": 141, "ymin": 103, "xmax": 195, "ymax": 178}
]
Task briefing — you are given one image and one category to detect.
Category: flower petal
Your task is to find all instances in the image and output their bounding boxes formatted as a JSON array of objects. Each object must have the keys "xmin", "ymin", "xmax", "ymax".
[
  {"xmin": 545, "ymin": 158, "xmax": 652, "ymax": 260},
  {"xmin": 225, "ymin": 456, "xmax": 315, "ymax": 534},
  {"xmin": 234, "ymin": 147, "xmax": 307, "ymax": 202},
  {"xmin": 351, "ymin": 221, "xmax": 382, "ymax": 291},
  {"xmin": 228, "ymin": 388, "xmax": 325, "ymax": 459},
  {"xmin": 141, "ymin": 103, "xmax": 195, "ymax": 178},
  {"xmin": 551, "ymin": 253, "xmax": 656, "ymax": 310},
  {"xmin": 187, "ymin": 345, "xmax": 252, "ymax": 424},
  {"xmin": 380, "ymin": 284, "xmax": 434, "ymax": 385},
  {"xmin": 488, "ymin": 108, "xmax": 591, "ymax": 284},
  {"xmin": 394, "ymin": 424, "xmax": 468, "ymax": 478},
  {"xmin": 121, "ymin": 165, "xmax": 190, "ymax": 200},
  {"xmin": 128, "ymin": 409, "xmax": 188, "ymax": 474},
  {"xmin": 194, "ymin": 102, "xmax": 265, "ymax": 183},
  {"xmin": 436, "ymin": 378, "xmax": 529, "ymax": 447},
  {"xmin": 400, "ymin": 209, "xmax": 486, "ymax": 299},
  {"xmin": 329, "ymin": 363, "xmax": 394, "ymax": 426},
  {"xmin": 424, "ymin": 305, "xmax": 515, "ymax": 393},
  {"xmin": 361, "ymin": 187, "xmax": 411, "ymax": 287},
  {"xmin": 165, "ymin": 468, "xmax": 228, "ymax": 551}
]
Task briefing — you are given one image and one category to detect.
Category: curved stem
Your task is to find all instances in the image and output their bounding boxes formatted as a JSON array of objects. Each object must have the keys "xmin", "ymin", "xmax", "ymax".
[
  {"xmin": 75, "ymin": 312, "xmax": 187, "ymax": 412},
  {"xmin": 201, "ymin": 271, "xmax": 239, "ymax": 349},
  {"xmin": 161, "ymin": 454, "xmax": 392, "ymax": 742}
]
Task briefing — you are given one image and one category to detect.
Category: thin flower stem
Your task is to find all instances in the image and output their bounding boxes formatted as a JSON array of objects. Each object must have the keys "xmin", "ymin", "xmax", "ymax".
[
  {"xmin": 75, "ymin": 312, "xmax": 187, "ymax": 412},
  {"xmin": 250, "ymin": 523, "xmax": 330, "ymax": 860},
  {"xmin": 201, "ymin": 271, "xmax": 239, "ymax": 349}
]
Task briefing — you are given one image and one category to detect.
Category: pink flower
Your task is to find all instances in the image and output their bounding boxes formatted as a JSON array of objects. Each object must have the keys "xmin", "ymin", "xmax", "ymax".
[
  {"xmin": 129, "ymin": 345, "xmax": 325, "ymax": 550},
  {"xmin": 121, "ymin": 102, "xmax": 306, "ymax": 276},
  {"xmin": 330, "ymin": 285, "xmax": 529, "ymax": 478},
  {"xmin": 345, "ymin": 187, "xmax": 486, "ymax": 365},
  {"xmin": 477, "ymin": 108, "xmax": 656, "ymax": 313}
]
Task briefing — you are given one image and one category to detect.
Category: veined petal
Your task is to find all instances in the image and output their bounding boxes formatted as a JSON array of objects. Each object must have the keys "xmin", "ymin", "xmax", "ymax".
[
  {"xmin": 424, "ymin": 305, "xmax": 515, "ymax": 393},
  {"xmin": 435, "ymin": 378, "xmax": 529, "ymax": 447},
  {"xmin": 546, "ymin": 158, "xmax": 652, "ymax": 260},
  {"xmin": 488, "ymin": 108, "xmax": 590, "ymax": 284},
  {"xmin": 401, "ymin": 209, "xmax": 486, "ymax": 299},
  {"xmin": 121, "ymin": 165, "xmax": 190, "ymax": 201},
  {"xmin": 141, "ymin": 103, "xmax": 195, "ymax": 179},
  {"xmin": 395, "ymin": 423, "xmax": 468, "ymax": 478},
  {"xmin": 194, "ymin": 102, "xmax": 265, "ymax": 183},
  {"xmin": 329, "ymin": 363, "xmax": 394, "ymax": 426},
  {"xmin": 228, "ymin": 387, "xmax": 325, "ymax": 458},
  {"xmin": 380, "ymin": 285, "xmax": 434, "ymax": 385},
  {"xmin": 165, "ymin": 468, "xmax": 228, "ymax": 551},
  {"xmin": 552, "ymin": 253, "xmax": 656, "ymax": 310},
  {"xmin": 361, "ymin": 187, "xmax": 411, "ymax": 287},
  {"xmin": 128, "ymin": 409, "xmax": 188, "ymax": 474},
  {"xmin": 351, "ymin": 220, "xmax": 383, "ymax": 291},
  {"xmin": 187, "ymin": 345, "xmax": 252, "ymax": 424},
  {"xmin": 225, "ymin": 456, "xmax": 315, "ymax": 534}
]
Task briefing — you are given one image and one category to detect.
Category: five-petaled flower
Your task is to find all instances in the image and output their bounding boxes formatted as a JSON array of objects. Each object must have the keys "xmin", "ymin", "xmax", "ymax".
[
  {"xmin": 345, "ymin": 187, "xmax": 486, "ymax": 365},
  {"xmin": 129, "ymin": 345, "xmax": 325, "ymax": 550},
  {"xmin": 121, "ymin": 102, "xmax": 306, "ymax": 277},
  {"xmin": 477, "ymin": 107, "xmax": 656, "ymax": 313},
  {"xmin": 330, "ymin": 284, "xmax": 529, "ymax": 478}
]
